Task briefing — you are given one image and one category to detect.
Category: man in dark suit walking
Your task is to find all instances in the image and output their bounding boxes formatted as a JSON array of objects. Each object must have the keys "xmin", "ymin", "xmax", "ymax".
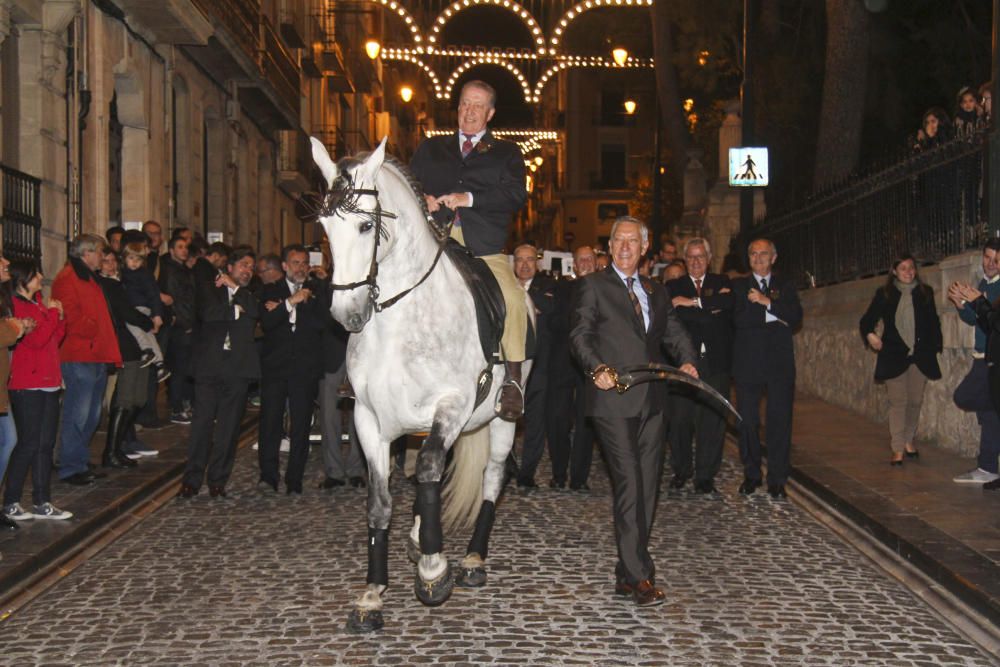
[
  {"xmin": 570, "ymin": 216, "xmax": 698, "ymax": 607},
  {"xmin": 666, "ymin": 237, "xmax": 734, "ymax": 494},
  {"xmin": 410, "ymin": 79, "xmax": 528, "ymax": 421},
  {"xmin": 511, "ymin": 244, "xmax": 557, "ymax": 488},
  {"xmin": 257, "ymin": 244, "xmax": 330, "ymax": 495},
  {"xmin": 179, "ymin": 246, "xmax": 259, "ymax": 498},
  {"xmin": 732, "ymin": 238, "xmax": 803, "ymax": 499}
]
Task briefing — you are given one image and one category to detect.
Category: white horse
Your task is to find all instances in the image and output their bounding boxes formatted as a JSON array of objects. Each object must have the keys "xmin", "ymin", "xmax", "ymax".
[{"xmin": 310, "ymin": 137, "xmax": 530, "ymax": 633}]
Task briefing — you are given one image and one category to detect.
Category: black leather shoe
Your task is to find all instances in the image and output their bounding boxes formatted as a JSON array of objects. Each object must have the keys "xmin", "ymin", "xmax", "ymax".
[
  {"xmin": 569, "ymin": 482, "xmax": 590, "ymax": 492},
  {"xmin": 669, "ymin": 475, "xmax": 688, "ymax": 490},
  {"xmin": 1, "ymin": 515, "xmax": 18, "ymax": 531},
  {"xmin": 209, "ymin": 486, "xmax": 227, "ymax": 498},
  {"xmin": 693, "ymin": 480, "xmax": 718, "ymax": 494},
  {"xmin": 767, "ymin": 484, "xmax": 787, "ymax": 499},
  {"xmin": 349, "ymin": 476, "xmax": 366, "ymax": 488},
  {"xmin": 319, "ymin": 477, "xmax": 346, "ymax": 489},
  {"xmin": 62, "ymin": 472, "xmax": 95, "ymax": 486},
  {"xmin": 286, "ymin": 486, "xmax": 303, "ymax": 496},
  {"xmin": 904, "ymin": 448, "xmax": 920, "ymax": 459},
  {"xmin": 549, "ymin": 478, "xmax": 566, "ymax": 489},
  {"xmin": 516, "ymin": 478, "xmax": 537, "ymax": 489},
  {"xmin": 178, "ymin": 484, "xmax": 198, "ymax": 498},
  {"xmin": 983, "ymin": 477, "xmax": 1000, "ymax": 491},
  {"xmin": 738, "ymin": 477, "xmax": 762, "ymax": 495},
  {"xmin": 257, "ymin": 479, "xmax": 278, "ymax": 494}
]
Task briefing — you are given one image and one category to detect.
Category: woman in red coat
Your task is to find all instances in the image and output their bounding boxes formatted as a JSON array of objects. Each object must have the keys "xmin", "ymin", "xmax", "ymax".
[{"xmin": 2, "ymin": 261, "xmax": 70, "ymax": 520}]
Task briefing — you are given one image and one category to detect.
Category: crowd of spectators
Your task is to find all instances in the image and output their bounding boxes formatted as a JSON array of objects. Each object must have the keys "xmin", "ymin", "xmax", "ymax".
[{"xmin": 910, "ymin": 83, "xmax": 992, "ymax": 152}]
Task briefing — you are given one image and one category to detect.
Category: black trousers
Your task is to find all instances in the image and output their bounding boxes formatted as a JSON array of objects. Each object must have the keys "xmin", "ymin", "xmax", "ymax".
[
  {"xmin": 735, "ymin": 378, "xmax": 794, "ymax": 485},
  {"xmin": 258, "ymin": 375, "xmax": 319, "ymax": 491},
  {"xmin": 591, "ymin": 404, "xmax": 666, "ymax": 585},
  {"xmin": 4, "ymin": 390, "xmax": 61, "ymax": 507},
  {"xmin": 167, "ymin": 329, "xmax": 194, "ymax": 413},
  {"xmin": 668, "ymin": 371, "xmax": 730, "ymax": 483},
  {"xmin": 517, "ymin": 368, "xmax": 548, "ymax": 484},
  {"xmin": 183, "ymin": 377, "xmax": 250, "ymax": 489},
  {"xmin": 547, "ymin": 372, "xmax": 595, "ymax": 486}
]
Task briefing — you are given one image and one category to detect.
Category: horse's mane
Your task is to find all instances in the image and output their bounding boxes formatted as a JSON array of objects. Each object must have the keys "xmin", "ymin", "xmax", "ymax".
[{"xmin": 336, "ymin": 152, "xmax": 449, "ymax": 242}]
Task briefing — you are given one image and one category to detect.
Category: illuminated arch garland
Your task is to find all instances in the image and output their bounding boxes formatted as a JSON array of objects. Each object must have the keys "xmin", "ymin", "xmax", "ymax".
[
  {"xmin": 445, "ymin": 57, "xmax": 533, "ymax": 103},
  {"xmin": 372, "ymin": 0, "xmax": 423, "ymax": 43},
  {"xmin": 532, "ymin": 55, "xmax": 654, "ymax": 100},
  {"xmin": 429, "ymin": 0, "xmax": 545, "ymax": 53},
  {"xmin": 550, "ymin": 0, "xmax": 654, "ymax": 52},
  {"xmin": 380, "ymin": 50, "xmax": 444, "ymax": 96}
]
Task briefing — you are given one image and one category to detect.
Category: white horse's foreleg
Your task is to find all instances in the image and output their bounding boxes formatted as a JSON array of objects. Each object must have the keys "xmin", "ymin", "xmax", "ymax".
[
  {"xmin": 412, "ymin": 396, "xmax": 466, "ymax": 606},
  {"xmin": 346, "ymin": 405, "xmax": 391, "ymax": 633},
  {"xmin": 458, "ymin": 417, "xmax": 516, "ymax": 585}
]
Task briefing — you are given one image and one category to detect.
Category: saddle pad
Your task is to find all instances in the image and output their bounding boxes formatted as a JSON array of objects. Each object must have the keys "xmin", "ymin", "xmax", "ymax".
[{"xmin": 443, "ymin": 239, "xmax": 505, "ymax": 364}]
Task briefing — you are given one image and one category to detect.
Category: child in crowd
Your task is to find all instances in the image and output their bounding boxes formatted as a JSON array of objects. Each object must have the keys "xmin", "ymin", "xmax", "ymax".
[
  {"xmin": 120, "ymin": 242, "xmax": 170, "ymax": 383},
  {"xmin": 954, "ymin": 86, "xmax": 985, "ymax": 141}
]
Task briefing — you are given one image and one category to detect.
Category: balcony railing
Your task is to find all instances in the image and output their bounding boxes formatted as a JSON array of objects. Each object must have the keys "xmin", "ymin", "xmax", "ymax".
[
  {"xmin": 1, "ymin": 165, "xmax": 42, "ymax": 264},
  {"xmin": 260, "ymin": 16, "xmax": 301, "ymax": 118},
  {"xmin": 192, "ymin": 0, "xmax": 259, "ymax": 62}
]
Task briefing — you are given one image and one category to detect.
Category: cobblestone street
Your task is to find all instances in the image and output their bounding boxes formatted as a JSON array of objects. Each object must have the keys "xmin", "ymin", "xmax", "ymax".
[{"xmin": 1, "ymin": 439, "xmax": 994, "ymax": 666}]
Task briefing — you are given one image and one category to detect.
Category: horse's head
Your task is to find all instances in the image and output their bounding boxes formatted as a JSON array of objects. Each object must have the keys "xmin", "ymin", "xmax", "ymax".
[{"xmin": 310, "ymin": 136, "xmax": 392, "ymax": 332}]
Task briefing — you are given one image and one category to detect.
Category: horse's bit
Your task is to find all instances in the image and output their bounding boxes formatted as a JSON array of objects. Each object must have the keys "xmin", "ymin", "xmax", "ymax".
[{"xmin": 320, "ymin": 176, "xmax": 445, "ymax": 313}]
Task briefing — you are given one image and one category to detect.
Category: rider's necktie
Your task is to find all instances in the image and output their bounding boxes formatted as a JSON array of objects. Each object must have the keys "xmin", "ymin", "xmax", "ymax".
[
  {"xmin": 626, "ymin": 276, "xmax": 643, "ymax": 328},
  {"xmin": 461, "ymin": 133, "xmax": 475, "ymax": 158}
]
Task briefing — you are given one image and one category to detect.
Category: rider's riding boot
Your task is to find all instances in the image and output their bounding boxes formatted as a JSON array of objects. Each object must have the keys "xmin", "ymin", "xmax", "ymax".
[
  {"xmin": 496, "ymin": 361, "xmax": 525, "ymax": 422},
  {"xmin": 102, "ymin": 407, "xmax": 138, "ymax": 469}
]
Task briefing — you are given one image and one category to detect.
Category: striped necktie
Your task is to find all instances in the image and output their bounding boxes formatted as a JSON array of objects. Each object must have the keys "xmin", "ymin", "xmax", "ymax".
[{"xmin": 626, "ymin": 276, "xmax": 643, "ymax": 325}]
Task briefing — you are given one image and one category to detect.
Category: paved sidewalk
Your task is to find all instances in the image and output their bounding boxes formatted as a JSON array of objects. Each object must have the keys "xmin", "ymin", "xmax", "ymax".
[
  {"xmin": 788, "ymin": 393, "xmax": 1000, "ymax": 626},
  {"xmin": 0, "ymin": 408, "xmax": 257, "ymax": 606}
]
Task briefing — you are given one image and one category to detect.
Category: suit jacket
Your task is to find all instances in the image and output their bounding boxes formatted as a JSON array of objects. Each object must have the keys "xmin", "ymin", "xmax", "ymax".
[
  {"xmin": 258, "ymin": 278, "xmax": 330, "ymax": 380},
  {"xmin": 410, "ymin": 130, "xmax": 527, "ymax": 257},
  {"xmin": 666, "ymin": 273, "xmax": 734, "ymax": 375},
  {"xmin": 570, "ymin": 267, "xmax": 697, "ymax": 418},
  {"xmin": 731, "ymin": 273, "xmax": 803, "ymax": 384},
  {"xmin": 547, "ymin": 278, "xmax": 583, "ymax": 388},
  {"xmin": 193, "ymin": 282, "xmax": 261, "ymax": 380},
  {"xmin": 859, "ymin": 284, "xmax": 942, "ymax": 382},
  {"xmin": 527, "ymin": 274, "xmax": 558, "ymax": 374}
]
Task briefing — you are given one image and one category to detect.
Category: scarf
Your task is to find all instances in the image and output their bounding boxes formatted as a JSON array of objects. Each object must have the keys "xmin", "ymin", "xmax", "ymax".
[{"xmin": 894, "ymin": 279, "xmax": 917, "ymax": 352}]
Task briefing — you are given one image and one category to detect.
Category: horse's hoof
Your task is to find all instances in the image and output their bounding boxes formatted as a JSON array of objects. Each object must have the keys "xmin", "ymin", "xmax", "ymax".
[
  {"xmin": 414, "ymin": 563, "xmax": 454, "ymax": 606},
  {"xmin": 456, "ymin": 566, "xmax": 487, "ymax": 588},
  {"xmin": 345, "ymin": 608, "xmax": 384, "ymax": 633},
  {"xmin": 406, "ymin": 538, "xmax": 421, "ymax": 565}
]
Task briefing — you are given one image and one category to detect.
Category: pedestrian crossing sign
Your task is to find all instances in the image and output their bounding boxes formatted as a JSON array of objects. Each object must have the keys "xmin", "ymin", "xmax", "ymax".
[{"xmin": 729, "ymin": 147, "xmax": 769, "ymax": 187}]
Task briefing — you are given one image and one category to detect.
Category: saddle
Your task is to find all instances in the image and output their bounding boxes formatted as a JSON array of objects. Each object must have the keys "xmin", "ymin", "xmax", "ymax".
[{"xmin": 443, "ymin": 239, "xmax": 505, "ymax": 365}]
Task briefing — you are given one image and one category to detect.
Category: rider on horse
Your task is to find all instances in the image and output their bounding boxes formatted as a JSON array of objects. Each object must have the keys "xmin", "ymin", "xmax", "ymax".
[{"xmin": 410, "ymin": 79, "xmax": 529, "ymax": 421}]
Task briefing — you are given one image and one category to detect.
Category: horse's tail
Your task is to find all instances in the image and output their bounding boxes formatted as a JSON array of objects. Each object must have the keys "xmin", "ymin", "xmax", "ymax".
[{"xmin": 441, "ymin": 423, "xmax": 490, "ymax": 533}]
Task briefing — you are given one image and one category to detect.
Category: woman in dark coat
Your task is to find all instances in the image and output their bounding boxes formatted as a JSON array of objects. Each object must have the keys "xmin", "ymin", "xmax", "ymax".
[{"xmin": 859, "ymin": 254, "xmax": 943, "ymax": 465}]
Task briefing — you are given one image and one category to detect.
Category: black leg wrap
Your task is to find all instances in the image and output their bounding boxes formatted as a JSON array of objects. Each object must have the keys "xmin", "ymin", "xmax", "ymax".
[
  {"xmin": 366, "ymin": 527, "xmax": 389, "ymax": 586},
  {"xmin": 467, "ymin": 500, "xmax": 496, "ymax": 560},
  {"xmin": 416, "ymin": 481, "xmax": 443, "ymax": 555}
]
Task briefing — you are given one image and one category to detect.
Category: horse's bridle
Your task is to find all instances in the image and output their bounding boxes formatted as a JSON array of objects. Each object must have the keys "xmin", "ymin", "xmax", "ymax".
[{"xmin": 321, "ymin": 178, "xmax": 445, "ymax": 313}]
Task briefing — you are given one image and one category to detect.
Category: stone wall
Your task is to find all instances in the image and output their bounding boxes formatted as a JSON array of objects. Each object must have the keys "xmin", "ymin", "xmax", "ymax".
[{"xmin": 795, "ymin": 250, "xmax": 982, "ymax": 456}]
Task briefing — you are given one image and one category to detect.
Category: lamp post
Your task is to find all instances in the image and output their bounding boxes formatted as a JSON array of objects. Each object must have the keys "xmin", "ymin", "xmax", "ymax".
[
  {"xmin": 612, "ymin": 47, "xmax": 629, "ymax": 66},
  {"xmin": 365, "ymin": 39, "xmax": 381, "ymax": 60},
  {"xmin": 399, "ymin": 85, "xmax": 413, "ymax": 103}
]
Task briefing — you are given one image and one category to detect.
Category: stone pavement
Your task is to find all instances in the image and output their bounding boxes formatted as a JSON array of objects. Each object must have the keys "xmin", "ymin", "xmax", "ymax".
[
  {"xmin": 789, "ymin": 394, "xmax": 1000, "ymax": 626},
  {"xmin": 1, "ymin": 436, "xmax": 995, "ymax": 665}
]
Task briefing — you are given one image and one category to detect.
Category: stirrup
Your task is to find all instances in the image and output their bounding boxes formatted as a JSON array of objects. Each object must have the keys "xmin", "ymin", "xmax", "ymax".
[{"xmin": 493, "ymin": 378, "xmax": 525, "ymax": 420}]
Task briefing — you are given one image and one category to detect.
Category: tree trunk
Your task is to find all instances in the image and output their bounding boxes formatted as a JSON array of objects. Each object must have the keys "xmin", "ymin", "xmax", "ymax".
[
  {"xmin": 813, "ymin": 0, "xmax": 870, "ymax": 190},
  {"xmin": 650, "ymin": 0, "xmax": 690, "ymax": 180}
]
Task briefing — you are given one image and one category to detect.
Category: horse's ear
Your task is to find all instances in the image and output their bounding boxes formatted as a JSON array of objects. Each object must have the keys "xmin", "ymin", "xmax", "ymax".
[
  {"xmin": 310, "ymin": 137, "xmax": 338, "ymax": 189},
  {"xmin": 357, "ymin": 136, "xmax": 388, "ymax": 184}
]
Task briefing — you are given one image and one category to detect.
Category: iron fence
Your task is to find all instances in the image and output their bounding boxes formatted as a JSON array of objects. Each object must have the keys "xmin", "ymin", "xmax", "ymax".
[
  {"xmin": 1, "ymin": 165, "xmax": 42, "ymax": 264},
  {"xmin": 742, "ymin": 137, "xmax": 990, "ymax": 288}
]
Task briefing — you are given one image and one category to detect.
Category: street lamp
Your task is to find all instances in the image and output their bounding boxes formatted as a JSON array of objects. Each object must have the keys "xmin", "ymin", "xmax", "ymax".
[
  {"xmin": 623, "ymin": 98, "xmax": 637, "ymax": 115},
  {"xmin": 399, "ymin": 85, "xmax": 414, "ymax": 103},
  {"xmin": 612, "ymin": 47, "xmax": 628, "ymax": 66},
  {"xmin": 533, "ymin": 156, "xmax": 543, "ymax": 166},
  {"xmin": 365, "ymin": 39, "xmax": 381, "ymax": 60}
]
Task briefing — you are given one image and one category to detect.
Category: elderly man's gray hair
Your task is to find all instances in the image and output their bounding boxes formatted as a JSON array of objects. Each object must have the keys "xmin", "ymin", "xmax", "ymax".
[
  {"xmin": 68, "ymin": 233, "xmax": 108, "ymax": 259},
  {"xmin": 747, "ymin": 238, "xmax": 777, "ymax": 255},
  {"xmin": 684, "ymin": 237, "xmax": 712, "ymax": 257},
  {"xmin": 610, "ymin": 215, "xmax": 649, "ymax": 245}
]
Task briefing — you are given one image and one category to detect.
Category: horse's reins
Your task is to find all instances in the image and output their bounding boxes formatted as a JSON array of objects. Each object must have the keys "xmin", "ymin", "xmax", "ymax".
[{"xmin": 323, "ymin": 180, "xmax": 446, "ymax": 313}]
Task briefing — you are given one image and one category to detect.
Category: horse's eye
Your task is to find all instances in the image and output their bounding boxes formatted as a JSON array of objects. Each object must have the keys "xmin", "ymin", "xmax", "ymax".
[{"xmin": 359, "ymin": 221, "xmax": 373, "ymax": 233}]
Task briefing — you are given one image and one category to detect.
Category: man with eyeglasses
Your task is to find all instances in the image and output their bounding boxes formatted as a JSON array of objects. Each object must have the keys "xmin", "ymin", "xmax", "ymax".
[{"xmin": 665, "ymin": 238, "xmax": 734, "ymax": 494}]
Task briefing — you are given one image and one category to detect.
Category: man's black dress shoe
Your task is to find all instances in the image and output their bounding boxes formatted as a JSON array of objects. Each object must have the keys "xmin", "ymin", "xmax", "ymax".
[
  {"xmin": 569, "ymin": 482, "xmax": 590, "ymax": 492},
  {"xmin": 549, "ymin": 478, "xmax": 566, "ymax": 489},
  {"xmin": 904, "ymin": 449, "xmax": 920, "ymax": 459},
  {"xmin": 1, "ymin": 515, "xmax": 18, "ymax": 530},
  {"xmin": 738, "ymin": 477, "xmax": 762, "ymax": 495},
  {"xmin": 178, "ymin": 484, "xmax": 198, "ymax": 498},
  {"xmin": 85, "ymin": 464, "xmax": 107, "ymax": 479},
  {"xmin": 767, "ymin": 483, "xmax": 787, "ymax": 499},
  {"xmin": 287, "ymin": 486, "xmax": 303, "ymax": 496},
  {"xmin": 669, "ymin": 475, "xmax": 688, "ymax": 490},
  {"xmin": 209, "ymin": 486, "xmax": 227, "ymax": 498},
  {"xmin": 516, "ymin": 478, "xmax": 537, "ymax": 489},
  {"xmin": 62, "ymin": 472, "xmax": 95, "ymax": 486},
  {"xmin": 693, "ymin": 480, "xmax": 718, "ymax": 494},
  {"xmin": 319, "ymin": 477, "xmax": 346, "ymax": 489},
  {"xmin": 257, "ymin": 479, "xmax": 278, "ymax": 494},
  {"xmin": 349, "ymin": 476, "xmax": 366, "ymax": 488}
]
